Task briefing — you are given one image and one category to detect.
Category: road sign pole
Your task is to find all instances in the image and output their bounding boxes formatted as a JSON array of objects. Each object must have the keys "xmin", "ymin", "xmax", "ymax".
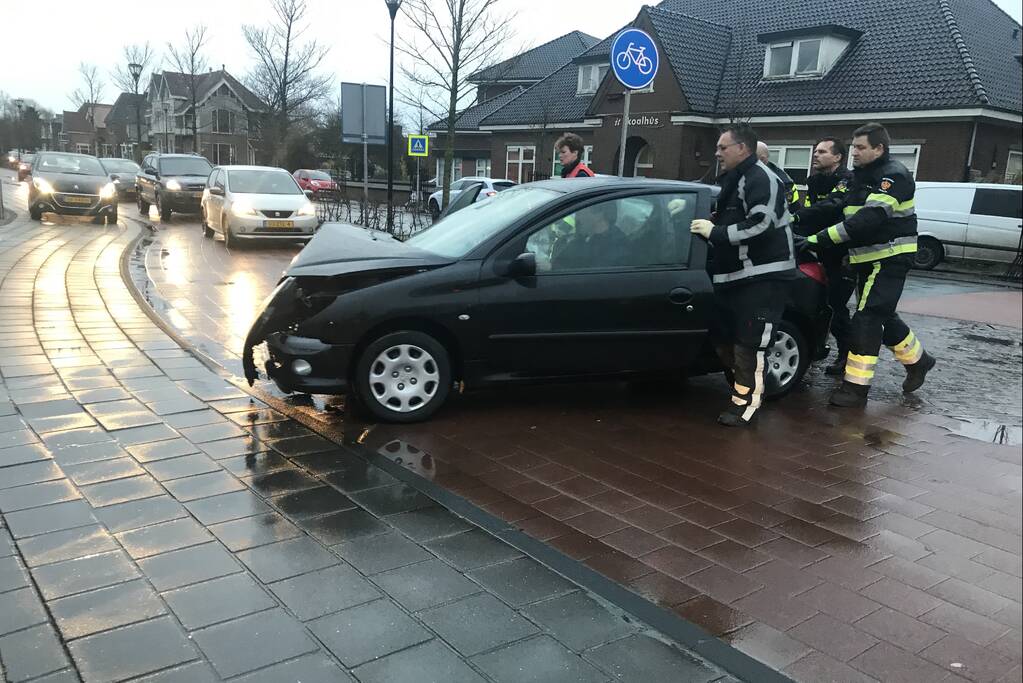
[
  {"xmin": 362, "ymin": 83, "xmax": 369, "ymax": 221},
  {"xmin": 618, "ymin": 90, "xmax": 631, "ymax": 177}
]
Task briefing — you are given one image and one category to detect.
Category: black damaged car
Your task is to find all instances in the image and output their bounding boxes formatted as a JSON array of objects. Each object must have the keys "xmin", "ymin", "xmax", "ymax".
[
  {"xmin": 27, "ymin": 152, "xmax": 118, "ymax": 223},
  {"xmin": 244, "ymin": 178, "xmax": 832, "ymax": 423}
]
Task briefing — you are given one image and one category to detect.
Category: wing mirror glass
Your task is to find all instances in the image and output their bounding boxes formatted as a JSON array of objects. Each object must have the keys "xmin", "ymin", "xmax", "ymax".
[{"xmin": 505, "ymin": 252, "xmax": 537, "ymax": 277}]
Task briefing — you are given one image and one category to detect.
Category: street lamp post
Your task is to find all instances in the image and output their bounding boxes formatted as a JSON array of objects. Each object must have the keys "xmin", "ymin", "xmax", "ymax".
[
  {"xmin": 385, "ymin": 0, "xmax": 402, "ymax": 233},
  {"xmin": 128, "ymin": 62, "xmax": 143, "ymax": 162},
  {"xmin": 13, "ymin": 99, "xmax": 24, "ymax": 161},
  {"xmin": 163, "ymin": 104, "xmax": 170, "ymax": 153}
]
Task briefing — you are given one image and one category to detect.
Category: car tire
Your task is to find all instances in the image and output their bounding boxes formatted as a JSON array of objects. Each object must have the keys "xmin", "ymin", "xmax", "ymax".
[
  {"xmin": 157, "ymin": 194, "xmax": 171, "ymax": 222},
  {"xmin": 223, "ymin": 216, "xmax": 237, "ymax": 249},
  {"xmin": 722, "ymin": 319, "xmax": 809, "ymax": 401},
  {"xmin": 914, "ymin": 236, "xmax": 943, "ymax": 270},
  {"xmin": 29, "ymin": 206, "xmax": 42, "ymax": 221},
  {"xmin": 354, "ymin": 331, "xmax": 452, "ymax": 423},
  {"xmin": 137, "ymin": 194, "xmax": 150, "ymax": 215},
  {"xmin": 201, "ymin": 210, "xmax": 214, "ymax": 239},
  {"xmin": 429, "ymin": 199, "xmax": 440, "ymax": 220}
]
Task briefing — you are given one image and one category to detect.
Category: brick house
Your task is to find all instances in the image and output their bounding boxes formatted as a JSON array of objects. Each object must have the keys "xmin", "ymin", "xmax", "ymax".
[
  {"xmin": 476, "ymin": 0, "xmax": 1022, "ymax": 184},
  {"xmin": 146, "ymin": 69, "xmax": 267, "ymax": 165},
  {"xmin": 60, "ymin": 103, "xmax": 114, "ymax": 156},
  {"xmin": 105, "ymin": 93, "xmax": 149, "ymax": 160}
]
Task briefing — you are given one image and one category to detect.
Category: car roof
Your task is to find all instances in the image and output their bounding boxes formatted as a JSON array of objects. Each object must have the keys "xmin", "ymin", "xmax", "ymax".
[
  {"xmin": 100, "ymin": 157, "xmax": 137, "ymax": 162},
  {"xmin": 524, "ymin": 176, "xmax": 714, "ymax": 195},
  {"xmin": 38, "ymin": 151, "xmax": 97, "ymax": 159},
  {"xmin": 217, "ymin": 165, "xmax": 291, "ymax": 173},
  {"xmin": 917, "ymin": 181, "xmax": 1020, "ymax": 191}
]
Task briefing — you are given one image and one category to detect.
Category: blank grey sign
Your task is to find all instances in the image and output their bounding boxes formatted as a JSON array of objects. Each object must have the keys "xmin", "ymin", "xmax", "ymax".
[{"xmin": 341, "ymin": 82, "xmax": 387, "ymax": 145}]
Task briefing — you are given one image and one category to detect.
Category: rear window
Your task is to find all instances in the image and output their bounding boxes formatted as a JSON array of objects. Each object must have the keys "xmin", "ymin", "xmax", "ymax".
[
  {"xmin": 493, "ymin": 182, "xmax": 515, "ymax": 192},
  {"xmin": 971, "ymin": 188, "xmax": 1022, "ymax": 219},
  {"xmin": 159, "ymin": 157, "xmax": 213, "ymax": 176}
]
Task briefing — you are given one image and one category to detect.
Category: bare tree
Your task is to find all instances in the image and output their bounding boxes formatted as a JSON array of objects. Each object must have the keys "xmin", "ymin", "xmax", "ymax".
[
  {"xmin": 243, "ymin": 0, "xmax": 332, "ymax": 165},
  {"xmin": 396, "ymin": 0, "xmax": 514, "ymax": 208},
  {"xmin": 70, "ymin": 63, "xmax": 105, "ymax": 154},
  {"xmin": 111, "ymin": 43, "xmax": 158, "ymax": 161},
  {"xmin": 167, "ymin": 26, "xmax": 209, "ymax": 153}
]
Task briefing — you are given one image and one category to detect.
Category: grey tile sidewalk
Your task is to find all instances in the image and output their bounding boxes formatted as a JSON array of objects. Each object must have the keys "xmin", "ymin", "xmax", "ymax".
[{"xmin": 0, "ymin": 216, "xmax": 735, "ymax": 681}]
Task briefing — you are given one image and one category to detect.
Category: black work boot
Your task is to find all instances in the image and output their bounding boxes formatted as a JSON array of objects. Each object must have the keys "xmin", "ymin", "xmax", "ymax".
[
  {"xmin": 829, "ymin": 381, "xmax": 869, "ymax": 408},
  {"xmin": 824, "ymin": 347, "xmax": 848, "ymax": 376},
  {"xmin": 718, "ymin": 404, "xmax": 757, "ymax": 427},
  {"xmin": 902, "ymin": 352, "xmax": 936, "ymax": 393}
]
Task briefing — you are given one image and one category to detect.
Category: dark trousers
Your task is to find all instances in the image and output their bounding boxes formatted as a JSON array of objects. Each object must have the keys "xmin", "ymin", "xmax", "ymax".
[
  {"xmin": 712, "ymin": 280, "xmax": 786, "ymax": 420},
  {"xmin": 822, "ymin": 250, "xmax": 856, "ymax": 350},
  {"xmin": 845, "ymin": 255, "xmax": 924, "ymax": 387}
]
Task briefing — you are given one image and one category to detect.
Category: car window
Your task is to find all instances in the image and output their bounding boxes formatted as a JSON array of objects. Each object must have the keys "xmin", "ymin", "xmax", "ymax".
[
  {"xmin": 493, "ymin": 182, "xmax": 515, "ymax": 192},
  {"xmin": 971, "ymin": 189, "xmax": 1022, "ymax": 219},
  {"xmin": 102, "ymin": 159, "xmax": 140, "ymax": 174},
  {"xmin": 227, "ymin": 170, "xmax": 302, "ymax": 195},
  {"xmin": 35, "ymin": 153, "xmax": 105, "ymax": 176},
  {"xmin": 525, "ymin": 193, "xmax": 696, "ymax": 274},
  {"xmin": 307, "ymin": 171, "xmax": 332, "ymax": 181},
  {"xmin": 159, "ymin": 157, "xmax": 213, "ymax": 176}
]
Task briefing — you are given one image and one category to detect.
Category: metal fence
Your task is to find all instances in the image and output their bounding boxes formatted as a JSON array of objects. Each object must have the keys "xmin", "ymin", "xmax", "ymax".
[{"xmin": 312, "ymin": 187, "xmax": 434, "ymax": 241}]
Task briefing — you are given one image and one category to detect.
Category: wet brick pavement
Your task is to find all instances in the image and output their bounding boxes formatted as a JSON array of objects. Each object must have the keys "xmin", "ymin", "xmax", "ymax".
[{"xmin": 0, "ymin": 190, "xmax": 736, "ymax": 682}]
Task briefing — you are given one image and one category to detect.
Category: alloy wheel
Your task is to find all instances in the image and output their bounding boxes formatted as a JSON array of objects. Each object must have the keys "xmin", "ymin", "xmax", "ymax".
[{"xmin": 368, "ymin": 344, "xmax": 440, "ymax": 413}]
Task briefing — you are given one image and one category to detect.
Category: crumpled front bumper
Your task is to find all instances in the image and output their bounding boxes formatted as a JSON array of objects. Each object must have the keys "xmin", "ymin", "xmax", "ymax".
[{"xmin": 242, "ymin": 277, "xmax": 298, "ymax": 385}]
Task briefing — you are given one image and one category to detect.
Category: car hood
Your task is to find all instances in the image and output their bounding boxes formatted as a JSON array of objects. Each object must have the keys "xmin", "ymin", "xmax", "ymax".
[
  {"xmin": 165, "ymin": 174, "xmax": 209, "ymax": 185},
  {"xmin": 110, "ymin": 172, "xmax": 138, "ymax": 183},
  {"xmin": 285, "ymin": 222, "xmax": 452, "ymax": 277},
  {"xmin": 228, "ymin": 192, "xmax": 309, "ymax": 210},
  {"xmin": 37, "ymin": 172, "xmax": 108, "ymax": 193}
]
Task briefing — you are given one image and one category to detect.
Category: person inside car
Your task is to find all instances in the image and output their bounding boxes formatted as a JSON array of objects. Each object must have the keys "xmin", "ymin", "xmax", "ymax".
[{"xmin": 551, "ymin": 202, "xmax": 627, "ymax": 270}]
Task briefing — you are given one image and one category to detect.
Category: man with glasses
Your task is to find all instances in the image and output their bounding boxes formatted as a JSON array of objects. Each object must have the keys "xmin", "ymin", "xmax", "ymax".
[{"xmin": 690, "ymin": 124, "xmax": 796, "ymax": 427}]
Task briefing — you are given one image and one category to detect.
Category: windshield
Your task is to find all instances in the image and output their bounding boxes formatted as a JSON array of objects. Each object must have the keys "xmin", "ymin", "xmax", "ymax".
[
  {"xmin": 229, "ymin": 170, "xmax": 302, "ymax": 195},
  {"xmin": 35, "ymin": 153, "xmax": 105, "ymax": 176},
  {"xmin": 160, "ymin": 157, "xmax": 213, "ymax": 176},
  {"xmin": 102, "ymin": 159, "xmax": 140, "ymax": 174},
  {"xmin": 307, "ymin": 171, "xmax": 332, "ymax": 181},
  {"xmin": 406, "ymin": 186, "xmax": 560, "ymax": 258}
]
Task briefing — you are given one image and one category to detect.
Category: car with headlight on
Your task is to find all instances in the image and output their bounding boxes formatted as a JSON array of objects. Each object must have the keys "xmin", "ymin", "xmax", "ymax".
[
  {"xmin": 201, "ymin": 165, "xmax": 319, "ymax": 248},
  {"xmin": 27, "ymin": 151, "xmax": 118, "ymax": 223},
  {"xmin": 293, "ymin": 169, "xmax": 340, "ymax": 195},
  {"xmin": 17, "ymin": 153, "xmax": 36, "ymax": 182},
  {"xmin": 136, "ymin": 153, "xmax": 213, "ymax": 220},
  {"xmin": 100, "ymin": 158, "xmax": 141, "ymax": 201},
  {"xmin": 243, "ymin": 178, "xmax": 833, "ymax": 423}
]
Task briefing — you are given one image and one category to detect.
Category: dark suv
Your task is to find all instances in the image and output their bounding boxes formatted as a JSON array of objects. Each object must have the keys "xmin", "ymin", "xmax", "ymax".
[{"xmin": 136, "ymin": 153, "xmax": 213, "ymax": 220}]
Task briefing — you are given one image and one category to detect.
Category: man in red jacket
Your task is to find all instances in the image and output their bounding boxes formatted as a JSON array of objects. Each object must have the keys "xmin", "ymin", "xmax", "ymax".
[{"xmin": 556, "ymin": 133, "xmax": 595, "ymax": 178}]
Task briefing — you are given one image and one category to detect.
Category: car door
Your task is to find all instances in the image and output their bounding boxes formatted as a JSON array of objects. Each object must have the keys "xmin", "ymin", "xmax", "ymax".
[
  {"xmin": 440, "ymin": 182, "xmax": 482, "ymax": 220},
  {"xmin": 475, "ymin": 190, "xmax": 714, "ymax": 381},
  {"xmin": 138, "ymin": 155, "xmax": 153, "ymax": 200},
  {"xmin": 966, "ymin": 188, "xmax": 1023, "ymax": 263},
  {"xmin": 915, "ymin": 185, "xmax": 971, "ymax": 260},
  {"xmin": 206, "ymin": 169, "xmax": 225, "ymax": 228}
]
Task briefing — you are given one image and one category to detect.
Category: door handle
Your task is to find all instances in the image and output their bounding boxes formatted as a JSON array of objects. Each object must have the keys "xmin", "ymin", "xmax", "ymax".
[{"xmin": 668, "ymin": 287, "xmax": 694, "ymax": 305}]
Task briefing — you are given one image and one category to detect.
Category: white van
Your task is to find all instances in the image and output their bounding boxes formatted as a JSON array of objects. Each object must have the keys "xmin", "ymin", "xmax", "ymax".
[{"xmin": 914, "ymin": 182, "xmax": 1022, "ymax": 269}]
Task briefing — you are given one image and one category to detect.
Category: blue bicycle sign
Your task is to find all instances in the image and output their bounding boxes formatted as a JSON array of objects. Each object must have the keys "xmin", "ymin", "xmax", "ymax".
[{"xmin": 610, "ymin": 28, "xmax": 659, "ymax": 90}]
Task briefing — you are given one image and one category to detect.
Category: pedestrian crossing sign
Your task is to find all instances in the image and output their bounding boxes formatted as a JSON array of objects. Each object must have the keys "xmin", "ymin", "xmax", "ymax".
[{"xmin": 408, "ymin": 135, "xmax": 429, "ymax": 157}]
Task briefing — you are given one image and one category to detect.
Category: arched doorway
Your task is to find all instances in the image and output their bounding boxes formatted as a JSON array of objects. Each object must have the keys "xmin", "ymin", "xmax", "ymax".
[
  {"xmin": 611, "ymin": 136, "xmax": 650, "ymax": 177},
  {"xmin": 634, "ymin": 143, "xmax": 654, "ymax": 177}
]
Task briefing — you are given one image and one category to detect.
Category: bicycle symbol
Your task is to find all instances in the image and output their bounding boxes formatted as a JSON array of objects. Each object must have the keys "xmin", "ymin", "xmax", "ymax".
[{"xmin": 615, "ymin": 43, "xmax": 654, "ymax": 75}]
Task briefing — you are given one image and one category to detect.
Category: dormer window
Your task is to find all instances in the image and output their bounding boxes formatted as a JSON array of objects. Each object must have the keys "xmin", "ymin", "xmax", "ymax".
[
  {"xmin": 760, "ymin": 26, "xmax": 861, "ymax": 81},
  {"xmin": 577, "ymin": 64, "xmax": 608, "ymax": 95}
]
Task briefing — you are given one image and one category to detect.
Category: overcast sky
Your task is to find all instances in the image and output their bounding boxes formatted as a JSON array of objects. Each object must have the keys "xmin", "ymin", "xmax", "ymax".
[{"xmin": 3, "ymin": 0, "xmax": 1021, "ymax": 119}]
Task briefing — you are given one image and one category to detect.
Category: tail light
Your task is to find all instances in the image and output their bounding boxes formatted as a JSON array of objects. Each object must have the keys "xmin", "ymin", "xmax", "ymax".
[{"xmin": 798, "ymin": 262, "xmax": 828, "ymax": 285}]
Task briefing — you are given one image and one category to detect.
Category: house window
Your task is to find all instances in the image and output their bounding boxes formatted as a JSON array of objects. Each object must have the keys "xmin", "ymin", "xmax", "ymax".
[
  {"xmin": 212, "ymin": 110, "xmax": 234, "ymax": 134},
  {"xmin": 506, "ymin": 145, "xmax": 535, "ymax": 183},
  {"xmin": 76, "ymin": 143, "xmax": 91, "ymax": 154},
  {"xmin": 765, "ymin": 38, "xmax": 825, "ymax": 78},
  {"xmin": 576, "ymin": 64, "xmax": 609, "ymax": 95},
  {"xmin": 210, "ymin": 143, "xmax": 234, "ymax": 165},
  {"xmin": 476, "ymin": 158, "xmax": 492, "ymax": 178},
  {"xmin": 767, "ymin": 145, "xmax": 813, "ymax": 184},
  {"xmin": 435, "ymin": 158, "xmax": 464, "ymax": 184},
  {"xmin": 1006, "ymin": 150, "xmax": 1022, "ymax": 183},
  {"xmin": 889, "ymin": 144, "xmax": 921, "ymax": 178},
  {"xmin": 634, "ymin": 144, "xmax": 654, "ymax": 177}
]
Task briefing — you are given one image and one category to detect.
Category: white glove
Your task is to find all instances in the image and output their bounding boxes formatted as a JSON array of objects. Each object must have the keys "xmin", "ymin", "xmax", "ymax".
[{"xmin": 690, "ymin": 219, "xmax": 714, "ymax": 239}]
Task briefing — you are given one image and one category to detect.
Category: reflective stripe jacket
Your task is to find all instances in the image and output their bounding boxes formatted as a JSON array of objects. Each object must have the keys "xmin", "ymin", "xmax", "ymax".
[
  {"xmin": 709, "ymin": 155, "xmax": 796, "ymax": 287},
  {"xmin": 793, "ymin": 167, "xmax": 853, "ymax": 237},
  {"xmin": 766, "ymin": 161, "xmax": 802, "ymax": 215},
  {"xmin": 801, "ymin": 154, "xmax": 917, "ymax": 264}
]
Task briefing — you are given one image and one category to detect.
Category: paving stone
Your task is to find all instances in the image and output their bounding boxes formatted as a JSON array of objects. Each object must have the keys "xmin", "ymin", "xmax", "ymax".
[
  {"xmin": 0, "ymin": 588, "xmax": 48, "ymax": 635},
  {"xmin": 308, "ymin": 599, "xmax": 432, "ymax": 667},
  {"xmin": 63, "ymin": 457, "xmax": 146, "ymax": 486},
  {"xmin": 0, "ymin": 443, "xmax": 51, "ymax": 468},
  {"xmin": 110, "ymin": 424, "xmax": 181, "ymax": 447},
  {"xmin": 80, "ymin": 474, "xmax": 163, "ymax": 507},
  {"xmin": 192, "ymin": 608, "xmax": 319, "ymax": 678},
  {"xmin": 197, "ymin": 436, "xmax": 265, "ymax": 460},
  {"xmin": 296, "ymin": 508, "xmax": 390, "ymax": 545},
  {"xmin": 161, "ymin": 410, "xmax": 227, "ymax": 430},
  {"xmin": 523, "ymin": 591, "xmax": 635, "ymax": 651},
  {"xmin": 353, "ymin": 639, "xmax": 487, "ymax": 683},
  {"xmin": 116, "ymin": 517, "xmax": 213, "ymax": 559},
  {"xmin": 272, "ymin": 486, "xmax": 357, "ymax": 519},
  {"xmin": 4, "ymin": 500, "xmax": 97, "ymax": 539},
  {"xmin": 334, "ymin": 530, "xmax": 432, "ymax": 575},
  {"xmin": 386, "ymin": 507, "xmax": 474, "ymax": 542},
  {"xmin": 142, "ymin": 453, "xmax": 221, "ymax": 482},
  {"xmin": 348, "ymin": 484, "xmax": 434, "ymax": 516},
  {"xmin": 137, "ymin": 541, "xmax": 242, "ymax": 592},
  {"xmin": 0, "ymin": 554, "xmax": 30, "ymax": 593},
  {"xmin": 178, "ymin": 422, "xmax": 246, "ymax": 444},
  {"xmin": 267, "ymin": 434, "xmax": 337, "ymax": 457},
  {"xmin": 91, "ymin": 496, "xmax": 188, "ymax": 534},
  {"xmin": 162, "ymin": 573, "xmax": 276, "ymax": 630},
  {"xmin": 288, "ymin": 449, "xmax": 354, "ymax": 475},
  {"xmin": 0, "ymin": 479, "xmax": 80, "ymax": 513},
  {"xmin": 269, "ymin": 564, "xmax": 380, "ymax": 620},
  {"xmin": 469, "ymin": 557, "xmax": 576, "ymax": 607},
  {"xmin": 163, "ymin": 471, "xmax": 246, "ymax": 502},
  {"xmin": 726, "ymin": 622, "xmax": 815, "ymax": 671},
  {"xmin": 373, "ymin": 559, "xmax": 481, "ymax": 613},
  {"xmin": 18, "ymin": 525, "xmax": 118, "ymax": 567},
  {"xmin": 125, "ymin": 438, "xmax": 200, "ymax": 463},
  {"xmin": 232, "ymin": 653, "xmax": 354, "ymax": 683},
  {"xmin": 218, "ymin": 451, "xmax": 292, "ymax": 477},
  {"xmin": 208, "ymin": 513, "xmax": 303, "ymax": 552},
  {"xmin": 51, "ymin": 441, "xmax": 129, "ymax": 467},
  {"xmin": 585, "ymin": 633, "xmax": 722, "ymax": 682},
  {"xmin": 184, "ymin": 490, "xmax": 272, "ymax": 525},
  {"xmin": 243, "ymin": 469, "xmax": 321, "ymax": 498},
  {"xmin": 0, "ymin": 461, "xmax": 63, "ymax": 489},
  {"xmin": 324, "ymin": 463, "xmax": 400, "ymax": 493},
  {"xmin": 50, "ymin": 579, "xmax": 166, "ymax": 640},
  {"xmin": 31, "ymin": 550, "xmax": 141, "ymax": 601},
  {"xmin": 472, "ymin": 635, "xmax": 607, "ymax": 683},
  {"xmin": 68, "ymin": 616, "xmax": 197, "ymax": 682},
  {"xmin": 132, "ymin": 661, "xmax": 220, "ymax": 683},
  {"xmin": 0, "ymin": 624, "xmax": 69, "ymax": 682},
  {"xmin": 425, "ymin": 529, "xmax": 524, "ymax": 571},
  {"xmin": 236, "ymin": 537, "xmax": 339, "ymax": 583},
  {"xmin": 420, "ymin": 592, "xmax": 538, "ymax": 656}
]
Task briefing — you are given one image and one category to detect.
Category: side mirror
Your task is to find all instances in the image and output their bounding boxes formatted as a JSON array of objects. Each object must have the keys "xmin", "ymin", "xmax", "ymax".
[
  {"xmin": 209, "ymin": 186, "xmax": 224, "ymax": 196},
  {"xmin": 505, "ymin": 252, "xmax": 537, "ymax": 278},
  {"xmin": 304, "ymin": 190, "xmax": 314, "ymax": 199}
]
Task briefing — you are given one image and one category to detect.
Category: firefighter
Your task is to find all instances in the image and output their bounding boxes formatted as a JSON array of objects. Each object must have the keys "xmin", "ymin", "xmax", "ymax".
[
  {"xmin": 690, "ymin": 124, "xmax": 796, "ymax": 427},
  {"xmin": 556, "ymin": 133, "xmax": 595, "ymax": 178},
  {"xmin": 757, "ymin": 142, "xmax": 802, "ymax": 215},
  {"xmin": 795, "ymin": 137, "xmax": 856, "ymax": 375},
  {"xmin": 801, "ymin": 122, "xmax": 936, "ymax": 407}
]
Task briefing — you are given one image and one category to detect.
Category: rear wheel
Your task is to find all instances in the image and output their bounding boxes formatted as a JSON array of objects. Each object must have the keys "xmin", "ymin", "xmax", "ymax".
[
  {"xmin": 157, "ymin": 194, "xmax": 171, "ymax": 221},
  {"xmin": 201, "ymin": 210, "xmax": 214, "ymax": 238},
  {"xmin": 914, "ymin": 236, "xmax": 943, "ymax": 270},
  {"xmin": 354, "ymin": 331, "xmax": 452, "ymax": 423},
  {"xmin": 29, "ymin": 206, "xmax": 42, "ymax": 220},
  {"xmin": 429, "ymin": 199, "xmax": 440, "ymax": 220},
  {"xmin": 722, "ymin": 319, "xmax": 809, "ymax": 400},
  {"xmin": 222, "ymin": 216, "xmax": 238, "ymax": 249}
]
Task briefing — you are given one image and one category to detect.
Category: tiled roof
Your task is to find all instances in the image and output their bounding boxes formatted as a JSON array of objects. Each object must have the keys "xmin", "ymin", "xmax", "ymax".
[
  {"xmin": 646, "ymin": 8, "xmax": 731, "ymax": 114},
  {"xmin": 470, "ymin": 31, "xmax": 599, "ymax": 82},
  {"xmin": 480, "ymin": 60, "xmax": 593, "ymax": 126},
  {"xmin": 106, "ymin": 93, "xmax": 148, "ymax": 125},
  {"xmin": 158, "ymin": 70, "xmax": 266, "ymax": 112},
  {"xmin": 946, "ymin": 0, "xmax": 1023, "ymax": 112},
  {"xmin": 427, "ymin": 87, "xmax": 525, "ymax": 131}
]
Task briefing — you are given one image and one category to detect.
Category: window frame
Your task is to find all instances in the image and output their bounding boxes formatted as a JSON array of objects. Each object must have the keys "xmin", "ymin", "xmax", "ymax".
[
  {"xmin": 212, "ymin": 109, "xmax": 234, "ymax": 134},
  {"xmin": 1006, "ymin": 150, "xmax": 1022, "ymax": 183},
  {"xmin": 576, "ymin": 64, "xmax": 608, "ymax": 95},
  {"xmin": 767, "ymin": 145, "xmax": 813, "ymax": 184},
  {"xmin": 506, "ymin": 145, "xmax": 536, "ymax": 184},
  {"xmin": 971, "ymin": 188, "xmax": 1022, "ymax": 219},
  {"xmin": 888, "ymin": 144, "xmax": 921, "ymax": 178},
  {"xmin": 764, "ymin": 37, "xmax": 826, "ymax": 79}
]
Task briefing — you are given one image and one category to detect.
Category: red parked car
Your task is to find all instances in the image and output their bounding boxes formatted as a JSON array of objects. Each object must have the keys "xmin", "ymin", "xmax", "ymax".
[{"xmin": 293, "ymin": 169, "xmax": 339, "ymax": 194}]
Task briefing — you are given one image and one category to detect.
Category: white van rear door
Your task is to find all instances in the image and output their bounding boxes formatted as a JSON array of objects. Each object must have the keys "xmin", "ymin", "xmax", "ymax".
[{"xmin": 915, "ymin": 186, "xmax": 972, "ymax": 260}]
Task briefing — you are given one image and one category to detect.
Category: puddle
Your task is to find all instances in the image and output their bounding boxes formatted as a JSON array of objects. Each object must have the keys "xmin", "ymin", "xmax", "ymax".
[{"xmin": 947, "ymin": 418, "xmax": 1022, "ymax": 446}]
